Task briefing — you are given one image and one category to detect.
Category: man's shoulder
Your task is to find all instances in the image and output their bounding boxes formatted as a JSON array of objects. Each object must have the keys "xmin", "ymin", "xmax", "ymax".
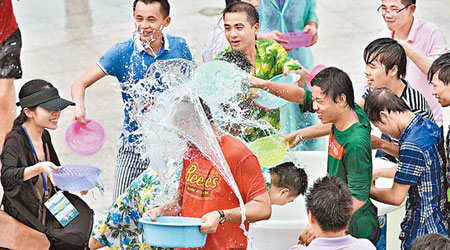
[
  {"xmin": 221, "ymin": 135, "xmax": 255, "ymax": 161},
  {"xmin": 110, "ymin": 38, "xmax": 135, "ymax": 51},
  {"xmin": 414, "ymin": 18, "xmax": 442, "ymax": 33},
  {"xmin": 166, "ymin": 34, "xmax": 189, "ymax": 48},
  {"xmin": 257, "ymin": 39, "xmax": 283, "ymax": 52}
]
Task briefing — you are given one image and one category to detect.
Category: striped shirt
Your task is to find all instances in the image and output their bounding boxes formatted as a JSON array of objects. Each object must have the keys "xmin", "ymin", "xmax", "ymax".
[
  {"xmin": 363, "ymin": 79, "xmax": 434, "ymax": 145},
  {"xmin": 395, "ymin": 115, "xmax": 448, "ymax": 240}
]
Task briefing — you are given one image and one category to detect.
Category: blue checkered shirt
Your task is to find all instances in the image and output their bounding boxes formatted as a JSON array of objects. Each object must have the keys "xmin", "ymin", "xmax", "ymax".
[{"xmin": 394, "ymin": 115, "xmax": 449, "ymax": 240}]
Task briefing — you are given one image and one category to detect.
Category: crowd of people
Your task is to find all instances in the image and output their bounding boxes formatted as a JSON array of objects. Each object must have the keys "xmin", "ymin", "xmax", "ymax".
[{"xmin": 1, "ymin": 0, "xmax": 450, "ymax": 249}]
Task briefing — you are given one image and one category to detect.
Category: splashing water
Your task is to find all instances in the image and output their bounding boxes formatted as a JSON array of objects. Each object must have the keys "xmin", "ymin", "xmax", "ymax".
[{"xmin": 112, "ymin": 54, "xmax": 301, "ymax": 246}]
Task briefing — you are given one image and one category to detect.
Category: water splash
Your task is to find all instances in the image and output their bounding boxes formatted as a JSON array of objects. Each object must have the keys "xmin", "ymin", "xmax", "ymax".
[{"xmin": 111, "ymin": 56, "xmax": 301, "ymax": 245}]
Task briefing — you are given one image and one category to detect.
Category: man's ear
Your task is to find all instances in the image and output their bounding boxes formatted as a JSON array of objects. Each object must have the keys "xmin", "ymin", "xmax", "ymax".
[
  {"xmin": 388, "ymin": 65, "xmax": 398, "ymax": 78},
  {"xmin": 379, "ymin": 110, "xmax": 390, "ymax": 123},
  {"xmin": 280, "ymin": 187, "xmax": 290, "ymax": 196},
  {"xmin": 163, "ymin": 16, "xmax": 171, "ymax": 27},
  {"xmin": 253, "ymin": 23, "xmax": 260, "ymax": 35},
  {"xmin": 337, "ymin": 93, "xmax": 347, "ymax": 108}
]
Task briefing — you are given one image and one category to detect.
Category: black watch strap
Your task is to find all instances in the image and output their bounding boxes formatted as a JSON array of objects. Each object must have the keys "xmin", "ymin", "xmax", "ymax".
[{"xmin": 217, "ymin": 209, "xmax": 226, "ymax": 224}]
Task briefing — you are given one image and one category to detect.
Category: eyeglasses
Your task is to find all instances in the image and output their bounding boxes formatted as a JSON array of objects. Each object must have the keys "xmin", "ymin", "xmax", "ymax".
[{"xmin": 377, "ymin": 4, "xmax": 412, "ymax": 15}]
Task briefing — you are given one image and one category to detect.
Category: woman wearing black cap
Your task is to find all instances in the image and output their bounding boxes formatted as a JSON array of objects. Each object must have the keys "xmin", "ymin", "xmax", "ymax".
[{"xmin": 0, "ymin": 79, "xmax": 74, "ymax": 232}]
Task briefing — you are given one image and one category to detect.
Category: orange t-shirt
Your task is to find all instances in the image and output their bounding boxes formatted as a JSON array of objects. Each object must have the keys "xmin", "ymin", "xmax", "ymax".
[{"xmin": 178, "ymin": 135, "xmax": 267, "ymax": 250}]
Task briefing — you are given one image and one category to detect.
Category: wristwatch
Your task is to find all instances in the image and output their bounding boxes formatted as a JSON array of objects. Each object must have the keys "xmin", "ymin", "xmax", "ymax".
[{"xmin": 217, "ymin": 209, "xmax": 226, "ymax": 224}]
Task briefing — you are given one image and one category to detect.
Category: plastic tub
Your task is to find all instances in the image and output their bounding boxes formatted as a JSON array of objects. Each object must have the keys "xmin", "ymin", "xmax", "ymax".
[
  {"xmin": 279, "ymin": 32, "xmax": 313, "ymax": 50},
  {"xmin": 51, "ymin": 164, "xmax": 102, "ymax": 191},
  {"xmin": 139, "ymin": 216, "xmax": 206, "ymax": 248},
  {"xmin": 65, "ymin": 119, "xmax": 106, "ymax": 156},
  {"xmin": 248, "ymin": 136, "xmax": 288, "ymax": 168},
  {"xmin": 255, "ymin": 74, "xmax": 298, "ymax": 109}
]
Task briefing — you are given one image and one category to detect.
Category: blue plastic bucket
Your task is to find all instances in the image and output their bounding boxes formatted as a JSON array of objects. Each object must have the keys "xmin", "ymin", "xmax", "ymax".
[{"xmin": 139, "ymin": 216, "xmax": 207, "ymax": 248}]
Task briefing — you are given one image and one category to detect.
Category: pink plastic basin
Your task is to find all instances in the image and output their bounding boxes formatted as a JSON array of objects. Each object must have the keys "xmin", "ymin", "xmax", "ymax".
[
  {"xmin": 306, "ymin": 64, "xmax": 327, "ymax": 83},
  {"xmin": 279, "ymin": 32, "xmax": 313, "ymax": 50},
  {"xmin": 65, "ymin": 119, "xmax": 106, "ymax": 156}
]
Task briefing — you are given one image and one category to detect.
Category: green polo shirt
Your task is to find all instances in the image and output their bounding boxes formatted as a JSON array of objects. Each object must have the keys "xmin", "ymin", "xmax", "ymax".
[{"xmin": 302, "ymin": 90, "xmax": 378, "ymax": 238}]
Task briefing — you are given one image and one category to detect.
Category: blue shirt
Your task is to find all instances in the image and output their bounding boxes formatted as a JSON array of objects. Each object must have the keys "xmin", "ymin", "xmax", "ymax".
[
  {"xmin": 97, "ymin": 33, "xmax": 193, "ymax": 142},
  {"xmin": 394, "ymin": 115, "xmax": 448, "ymax": 240}
]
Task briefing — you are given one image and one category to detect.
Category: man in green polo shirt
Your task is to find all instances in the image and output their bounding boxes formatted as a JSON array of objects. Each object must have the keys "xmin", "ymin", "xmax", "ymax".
[{"xmin": 246, "ymin": 67, "xmax": 380, "ymax": 245}]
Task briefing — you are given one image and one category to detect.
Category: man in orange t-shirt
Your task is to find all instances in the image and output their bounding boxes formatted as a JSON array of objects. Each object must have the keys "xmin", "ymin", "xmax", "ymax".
[{"xmin": 146, "ymin": 99, "xmax": 271, "ymax": 250}]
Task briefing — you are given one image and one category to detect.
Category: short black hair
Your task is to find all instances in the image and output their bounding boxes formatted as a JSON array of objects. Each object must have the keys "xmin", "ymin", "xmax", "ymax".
[
  {"xmin": 410, "ymin": 233, "xmax": 450, "ymax": 250},
  {"xmin": 223, "ymin": 1, "xmax": 259, "ymax": 26},
  {"xmin": 217, "ymin": 50, "xmax": 252, "ymax": 73},
  {"xmin": 311, "ymin": 67, "xmax": 355, "ymax": 110},
  {"xmin": 225, "ymin": 0, "xmax": 241, "ymax": 7},
  {"xmin": 305, "ymin": 176, "xmax": 353, "ymax": 231},
  {"xmin": 364, "ymin": 38, "xmax": 407, "ymax": 79},
  {"xmin": 270, "ymin": 162, "xmax": 308, "ymax": 196},
  {"xmin": 364, "ymin": 87, "xmax": 410, "ymax": 124},
  {"xmin": 401, "ymin": 0, "xmax": 416, "ymax": 5},
  {"xmin": 428, "ymin": 52, "xmax": 450, "ymax": 86},
  {"xmin": 133, "ymin": 0, "xmax": 170, "ymax": 18}
]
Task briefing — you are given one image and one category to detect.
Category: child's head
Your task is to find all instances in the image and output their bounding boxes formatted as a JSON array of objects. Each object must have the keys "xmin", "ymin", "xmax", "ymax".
[
  {"xmin": 269, "ymin": 162, "xmax": 308, "ymax": 205},
  {"xmin": 364, "ymin": 38, "xmax": 407, "ymax": 88},
  {"xmin": 428, "ymin": 52, "xmax": 450, "ymax": 107},
  {"xmin": 410, "ymin": 233, "xmax": 450, "ymax": 250},
  {"xmin": 15, "ymin": 79, "xmax": 74, "ymax": 128},
  {"xmin": 305, "ymin": 176, "xmax": 353, "ymax": 232}
]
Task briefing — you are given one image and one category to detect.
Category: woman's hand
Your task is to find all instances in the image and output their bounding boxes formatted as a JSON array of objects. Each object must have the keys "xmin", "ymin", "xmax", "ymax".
[{"xmin": 36, "ymin": 161, "xmax": 59, "ymax": 185}]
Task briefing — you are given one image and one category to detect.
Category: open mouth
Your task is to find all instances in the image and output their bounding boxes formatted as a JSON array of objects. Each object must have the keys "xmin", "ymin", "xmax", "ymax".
[{"xmin": 230, "ymin": 40, "xmax": 240, "ymax": 46}]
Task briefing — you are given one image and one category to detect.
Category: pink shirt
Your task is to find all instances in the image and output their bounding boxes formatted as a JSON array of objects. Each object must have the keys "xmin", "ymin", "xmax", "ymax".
[{"xmin": 379, "ymin": 18, "xmax": 448, "ymax": 126}]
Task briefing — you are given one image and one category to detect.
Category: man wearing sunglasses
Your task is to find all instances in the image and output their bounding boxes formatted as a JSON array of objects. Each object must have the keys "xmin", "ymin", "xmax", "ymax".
[{"xmin": 377, "ymin": 0, "xmax": 448, "ymax": 133}]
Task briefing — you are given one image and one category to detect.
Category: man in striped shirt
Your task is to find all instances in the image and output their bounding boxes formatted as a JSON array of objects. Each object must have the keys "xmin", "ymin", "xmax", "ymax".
[{"xmin": 358, "ymin": 38, "xmax": 434, "ymax": 161}]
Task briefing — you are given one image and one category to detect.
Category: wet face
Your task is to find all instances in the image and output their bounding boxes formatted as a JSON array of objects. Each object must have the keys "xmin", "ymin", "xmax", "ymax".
[
  {"xmin": 372, "ymin": 111, "xmax": 400, "ymax": 138},
  {"xmin": 26, "ymin": 106, "xmax": 61, "ymax": 130},
  {"xmin": 380, "ymin": 0, "xmax": 415, "ymax": 31},
  {"xmin": 224, "ymin": 12, "xmax": 259, "ymax": 53},
  {"xmin": 134, "ymin": 1, "xmax": 171, "ymax": 44},
  {"xmin": 311, "ymin": 86, "xmax": 342, "ymax": 125},
  {"xmin": 365, "ymin": 59, "xmax": 395, "ymax": 89},
  {"xmin": 431, "ymin": 73, "xmax": 450, "ymax": 107},
  {"xmin": 269, "ymin": 186, "xmax": 298, "ymax": 206}
]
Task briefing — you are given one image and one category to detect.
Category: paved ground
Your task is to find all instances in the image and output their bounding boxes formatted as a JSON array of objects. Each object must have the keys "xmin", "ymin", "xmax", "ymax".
[{"xmin": 2, "ymin": 0, "xmax": 450, "ymax": 239}]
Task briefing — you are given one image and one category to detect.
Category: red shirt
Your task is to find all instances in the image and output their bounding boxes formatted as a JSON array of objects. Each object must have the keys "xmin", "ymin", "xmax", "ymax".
[
  {"xmin": 0, "ymin": 0, "xmax": 18, "ymax": 44},
  {"xmin": 178, "ymin": 135, "xmax": 267, "ymax": 250}
]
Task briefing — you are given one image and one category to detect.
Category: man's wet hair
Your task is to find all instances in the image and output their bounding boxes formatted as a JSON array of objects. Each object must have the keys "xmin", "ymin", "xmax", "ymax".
[
  {"xmin": 223, "ymin": 1, "xmax": 259, "ymax": 26},
  {"xmin": 133, "ymin": 0, "xmax": 170, "ymax": 18},
  {"xmin": 428, "ymin": 52, "xmax": 450, "ymax": 86},
  {"xmin": 218, "ymin": 50, "xmax": 252, "ymax": 73},
  {"xmin": 305, "ymin": 176, "xmax": 353, "ymax": 231},
  {"xmin": 364, "ymin": 38, "xmax": 407, "ymax": 79},
  {"xmin": 311, "ymin": 67, "xmax": 355, "ymax": 110},
  {"xmin": 410, "ymin": 233, "xmax": 450, "ymax": 250},
  {"xmin": 270, "ymin": 162, "xmax": 308, "ymax": 196},
  {"xmin": 364, "ymin": 87, "xmax": 410, "ymax": 124}
]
